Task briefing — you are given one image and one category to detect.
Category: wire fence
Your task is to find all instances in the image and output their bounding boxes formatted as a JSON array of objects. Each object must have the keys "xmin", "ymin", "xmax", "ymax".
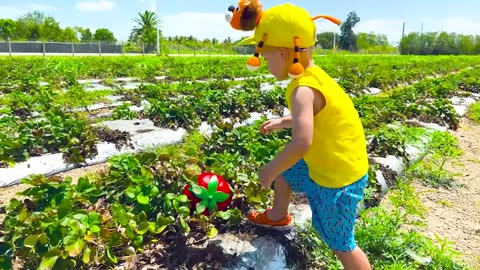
[
  {"xmin": 0, "ymin": 39, "xmax": 399, "ymax": 57},
  {"xmin": 0, "ymin": 38, "xmax": 255, "ymax": 56}
]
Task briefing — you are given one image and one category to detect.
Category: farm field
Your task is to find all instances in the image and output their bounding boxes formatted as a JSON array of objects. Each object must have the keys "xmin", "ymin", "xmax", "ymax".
[{"xmin": 0, "ymin": 55, "xmax": 480, "ymax": 269}]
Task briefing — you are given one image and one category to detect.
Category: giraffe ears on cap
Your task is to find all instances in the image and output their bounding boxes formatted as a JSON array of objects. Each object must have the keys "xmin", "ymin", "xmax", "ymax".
[
  {"xmin": 288, "ymin": 37, "xmax": 304, "ymax": 79},
  {"xmin": 246, "ymin": 34, "xmax": 266, "ymax": 71},
  {"xmin": 287, "ymin": 15, "xmax": 342, "ymax": 79},
  {"xmin": 312, "ymin": 15, "xmax": 342, "ymax": 26}
]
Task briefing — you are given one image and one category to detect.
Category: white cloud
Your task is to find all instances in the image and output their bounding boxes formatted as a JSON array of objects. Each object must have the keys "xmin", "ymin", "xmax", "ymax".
[
  {"xmin": 160, "ymin": 12, "xmax": 253, "ymax": 41},
  {"xmin": 76, "ymin": 0, "xmax": 116, "ymax": 12},
  {"xmin": 0, "ymin": 3, "xmax": 58, "ymax": 19}
]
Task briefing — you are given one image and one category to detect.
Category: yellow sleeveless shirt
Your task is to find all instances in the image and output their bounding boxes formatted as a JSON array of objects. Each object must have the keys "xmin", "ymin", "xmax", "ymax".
[{"xmin": 285, "ymin": 65, "xmax": 369, "ymax": 188}]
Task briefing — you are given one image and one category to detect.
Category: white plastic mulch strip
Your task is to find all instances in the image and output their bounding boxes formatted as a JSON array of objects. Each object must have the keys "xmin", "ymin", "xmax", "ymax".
[{"xmin": 0, "ymin": 109, "xmax": 287, "ymax": 187}]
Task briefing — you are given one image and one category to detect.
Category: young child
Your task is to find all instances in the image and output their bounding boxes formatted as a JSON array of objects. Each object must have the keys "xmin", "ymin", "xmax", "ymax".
[{"xmin": 227, "ymin": 2, "xmax": 371, "ymax": 269}]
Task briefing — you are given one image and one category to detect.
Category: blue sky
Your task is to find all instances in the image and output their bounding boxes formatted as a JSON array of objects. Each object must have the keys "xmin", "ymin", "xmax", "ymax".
[{"xmin": 0, "ymin": 0, "xmax": 479, "ymax": 44}]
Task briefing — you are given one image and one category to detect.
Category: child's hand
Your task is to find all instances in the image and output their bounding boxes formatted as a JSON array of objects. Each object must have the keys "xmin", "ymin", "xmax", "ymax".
[
  {"xmin": 260, "ymin": 118, "xmax": 284, "ymax": 134},
  {"xmin": 258, "ymin": 163, "xmax": 276, "ymax": 190}
]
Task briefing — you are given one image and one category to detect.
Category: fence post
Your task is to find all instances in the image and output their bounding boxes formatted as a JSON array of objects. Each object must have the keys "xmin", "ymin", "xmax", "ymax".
[
  {"xmin": 208, "ymin": 46, "xmax": 211, "ymax": 56},
  {"xmin": 193, "ymin": 45, "xmax": 196, "ymax": 56},
  {"xmin": 7, "ymin": 37, "xmax": 11, "ymax": 57},
  {"xmin": 98, "ymin": 41, "xmax": 102, "ymax": 56},
  {"xmin": 142, "ymin": 42, "xmax": 145, "ymax": 56},
  {"xmin": 177, "ymin": 45, "xmax": 180, "ymax": 56},
  {"xmin": 122, "ymin": 41, "xmax": 124, "ymax": 55},
  {"xmin": 72, "ymin": 40, "xmax": 75, "ymax": 56},
  {"xmin": 42, "ymin": 40, "xmax": 46, "ymax": 57}
]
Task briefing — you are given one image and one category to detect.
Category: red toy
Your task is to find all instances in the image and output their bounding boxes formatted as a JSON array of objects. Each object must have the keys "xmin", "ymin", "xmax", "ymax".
[{"xmin": 183, "ymin": 172, "xmax": 232, "ymax": 216}]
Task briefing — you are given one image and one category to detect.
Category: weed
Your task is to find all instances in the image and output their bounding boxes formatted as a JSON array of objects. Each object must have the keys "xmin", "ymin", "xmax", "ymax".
[
  {"xmin": 466, "ymin": 101, "xmax": 480, "ymax": 123},
  {"xmin": 409, "ymin": 131, "xmax": 462, "ymax": 189},
  {"xmin": 437, "ymin": 200, "xmax": 455, "ymax": 208}
]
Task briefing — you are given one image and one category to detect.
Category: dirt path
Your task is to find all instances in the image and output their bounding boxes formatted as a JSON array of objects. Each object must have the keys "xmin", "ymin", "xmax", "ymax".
[{"xmin": 413, "ymin": 118, "xmax": 480, "ymax": 268}]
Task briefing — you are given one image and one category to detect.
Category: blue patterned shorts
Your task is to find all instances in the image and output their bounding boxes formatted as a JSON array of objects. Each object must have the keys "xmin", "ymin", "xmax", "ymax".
[{"xmin": 281, "ymin": 159, "xmax": 367, "ymax": 252}]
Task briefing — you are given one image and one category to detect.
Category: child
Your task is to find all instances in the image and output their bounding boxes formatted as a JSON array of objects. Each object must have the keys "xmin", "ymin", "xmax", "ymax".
[{"xmin": 228, "ymin": 2, "xmax": 372, "ymax": 269}]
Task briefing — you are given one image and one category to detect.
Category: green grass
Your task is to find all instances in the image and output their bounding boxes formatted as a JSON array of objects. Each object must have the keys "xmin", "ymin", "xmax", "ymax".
[{"xmin": 466, "ymin": 101, "xmax": 480, "ymax": 123}]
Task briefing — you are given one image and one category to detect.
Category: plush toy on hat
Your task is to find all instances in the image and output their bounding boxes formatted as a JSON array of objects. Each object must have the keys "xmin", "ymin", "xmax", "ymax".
[{"xmin": 225, "ymin": 1, "xmax": 342, "ymax": 79}]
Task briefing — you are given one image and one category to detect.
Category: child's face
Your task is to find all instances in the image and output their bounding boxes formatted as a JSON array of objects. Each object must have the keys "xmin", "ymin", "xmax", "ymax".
[{"xmin": 261, "ymin": 46, "xmax": 291, "ymax": 80}]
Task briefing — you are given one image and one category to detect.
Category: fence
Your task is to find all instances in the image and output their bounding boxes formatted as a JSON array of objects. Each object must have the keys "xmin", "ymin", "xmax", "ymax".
[{"xmin": 0, "ymin": 38, "xmax": 256, "ymax": 56}]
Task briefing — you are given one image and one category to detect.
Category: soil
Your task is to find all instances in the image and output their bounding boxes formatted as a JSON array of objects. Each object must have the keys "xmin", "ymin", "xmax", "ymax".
[
  {"xmin": 412, "ymin": 118, "xmax": 480, "ymax": 269},
  {"xmin": 93, "ymin": 126, "xmax": 134, "ymax": 150}
]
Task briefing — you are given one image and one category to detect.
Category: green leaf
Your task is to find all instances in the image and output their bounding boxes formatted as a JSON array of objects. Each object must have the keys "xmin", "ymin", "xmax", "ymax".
[
  {"xmin": 88, "ymin": 212, "xmax": 101, "ymax": 225},
  {"xmin": 125, "ymin": 224, "xmax": 135, "ymax": 239},
  {"xmin": 216, "ymin": 211, "xmax": 231, "ymax": 220},
  {"xmin": 138, "ymin": 211, "xmax": 147, "ymax": 222},
  {"xmin": 82, "ymin": 246, "xmax": 91, "ymax": 264},
  {"xmin": 192, "ymin": 185, "xmax": 209, "ymax": 200},
  {"xmin": 207, "ymin": 226, "xmax": 218, "ymax": 239},
  {"xmin": 165, "ymin": 193, "xmax": 175, "ymax": 200},
  {"xmin": 0, "ymin": 255, "xmax": 12, "ymax": 270},
  {"xmin": 208, "ymin": 199, "xmax": 218, "ymax": 213},
  {"xmin": 208, "ymin": 175, "xmax": 219, "ymax": 194},
  {"xmin": 106, "ymin": 247, "xmax": 118, "ymax": 264},
  {"xmin": 38, "ymin": 233, "xmax": 49, "ymax": 245},
  {"xmin": 136, "ymin": 193, "xmax": 149, "ymax": 205},
  {"xmin": 175, "ymin": 194, "xmax": 189, "ymax": 203},
  {"xmin": 179, "ymin": 216, "xmax": 190, "ymax": 233},
  {"xmin": 177, "ymin": 206, "xmax": 190, "ymax": 216},
  {"xmin": 133, "ymin": 235, "xmax": 143, "ymax": 247},
  {"xmin": 24, "ymin": 234, "xmax": 38, "ymax": 248},
  {"xmin": 90, "ymin": 225, "xmax": 101, "ymax": 234},
  {"xmin": 190, "ymin": 184, "xmax": 202, "ymax": 195},
  {"xmin": 39, "ymin": 249, "xmax": 62, "ymax": 270},
  {"xmin": 125, "ymin": 186, "xmax": 136, "ymax": 199},
  {"xmin": 65, "ymin": 238, "xmax": 85, "ymax": 257},
  {"xmin": 212, "ymin": 191, "xmax": 229, "ymax": 203},
  {"xmin": 150, "ymin": 186, "xmax": 160, "ymax": 197},
  {"xmin": 58, "ymin": 199, "xmax": 72, "ymax": 220},
  {"xmin": 117, "ymin": 212, "xmax": 129, "ymax": 226},
  {"xmin": 156, "ymin": 214, "xmax": 172, "ymax": 226},
  {"xmin": 195, "ymin": 201, "xmax": 206, "ymax": 214}
]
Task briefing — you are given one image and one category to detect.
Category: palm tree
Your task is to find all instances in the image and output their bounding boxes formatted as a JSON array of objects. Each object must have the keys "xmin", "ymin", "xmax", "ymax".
[{"xmin": 130, "ymin": 10, "xmax": 160, "ymax": 46}]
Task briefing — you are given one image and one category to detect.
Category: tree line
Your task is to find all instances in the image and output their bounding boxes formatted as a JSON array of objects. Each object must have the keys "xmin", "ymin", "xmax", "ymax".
[
  {"xmin": 1, "ymin": 10, "xmax": 478, "ymax": 55},
  {"xmin": 399, "ymin": 32, "xmax": 480, "ymax": 55}
]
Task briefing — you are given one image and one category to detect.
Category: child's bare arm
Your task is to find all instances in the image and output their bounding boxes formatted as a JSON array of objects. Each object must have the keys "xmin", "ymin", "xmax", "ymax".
[{"xmin": 262, "ymin": 86, "xmax": 322, "ymax": 178}]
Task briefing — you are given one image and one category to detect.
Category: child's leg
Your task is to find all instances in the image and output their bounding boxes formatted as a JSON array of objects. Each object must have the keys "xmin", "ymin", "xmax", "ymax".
[
  {"xmin": 308, "ymin": 174, "xmax": 371, "ymax": 270},
  {"xmin": 333, "ymin": 247, "xmax": 371, "ymax": 270},
  {"xmin": 267, "ymin": 175, "xmax": 293, "ymax": 221},
  {"xmin": 247, "ymin": 159, "xmax": 309, "ymax": 229}
]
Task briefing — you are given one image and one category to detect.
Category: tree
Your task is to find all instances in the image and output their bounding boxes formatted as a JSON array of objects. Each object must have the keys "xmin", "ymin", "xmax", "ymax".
[
  {"xmin": 40, "ymin": 17, "xmax": 63, "ymax": 41},
  {"xmin": 339, "ymin": 11, "xmax": 360, "ymax": 52},
  {"xmin": 0, "ymin": 19, "xmax": 16, "ymax": 40},
  {"xmin": 93, "ymin": 28, "xmax": 116, "ymax": 42},
  {"xmin": 130, "ymin": 10, "xmax": 158, "ymax": 46},
  {"xmin": 316, "ymin": 32, "xmax": 338, "ymax": 49},
  {"xmin": 74, "ymin": 26, "xmax": 93, "ymax": 42},
  {"xmin": 14, "ymin": 11, "xmax": 46, "ymax": 40},
  {"xmin": 62, "ymin": 27, "xmax": 78, "ymax": 42}
]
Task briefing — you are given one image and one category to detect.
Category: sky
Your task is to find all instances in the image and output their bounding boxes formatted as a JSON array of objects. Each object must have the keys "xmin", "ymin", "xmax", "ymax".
[{"xmin": 0, "ymin": 0, "xmax": 479, "ymax": 45}]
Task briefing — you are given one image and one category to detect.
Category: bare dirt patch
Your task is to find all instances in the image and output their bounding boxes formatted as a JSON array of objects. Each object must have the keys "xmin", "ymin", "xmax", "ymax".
[{"xmin": 413, "ymin": 118, "xmax": 480, "ymax": 268}]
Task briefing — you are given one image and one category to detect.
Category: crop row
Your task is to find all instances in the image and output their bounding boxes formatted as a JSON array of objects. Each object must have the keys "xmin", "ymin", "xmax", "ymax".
[
  {"xmin": 1, "ymin": 63, "xmax": 479, "ymax": 168},
  {"xmin": 1, "ymin": 63, "xmax": 479, "ymax": 268},
  {"xmin": 1, "ymin": 55, "xmax": 480, "ymax": 95}
]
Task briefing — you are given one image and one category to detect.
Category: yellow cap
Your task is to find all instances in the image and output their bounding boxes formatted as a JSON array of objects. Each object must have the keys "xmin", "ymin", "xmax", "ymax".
[{"xmin": 232, "ymin": 3, "xmax": 341, "ymax": 78}]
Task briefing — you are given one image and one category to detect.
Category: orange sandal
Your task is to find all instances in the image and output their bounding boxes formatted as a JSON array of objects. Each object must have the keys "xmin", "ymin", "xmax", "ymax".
[{"xmin": 246, "ymin": 208, "xmax": 294, "ymax": 230}]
